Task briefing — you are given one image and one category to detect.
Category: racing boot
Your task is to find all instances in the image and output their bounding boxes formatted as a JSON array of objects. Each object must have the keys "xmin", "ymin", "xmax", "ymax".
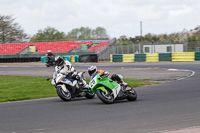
[
  {"xmin": 80, "ymin": 79, "xmax": 89, "ymax": 91},
  {"xmin": 119, "ymin": 80, "xmax": 130, "ymax": 91},
  {"xmin": 118, "ymin": 79, "xmax": 127, "ymax": 86}
]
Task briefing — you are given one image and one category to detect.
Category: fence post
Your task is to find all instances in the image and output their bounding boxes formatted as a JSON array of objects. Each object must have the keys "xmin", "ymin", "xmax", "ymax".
[
  {"xmin": 127, "ymin": 44, "xmax": 129, "ymax": 54},
  {"xmin": 133, "ymin": 43, "xmax": 135, "ymax": 53}
]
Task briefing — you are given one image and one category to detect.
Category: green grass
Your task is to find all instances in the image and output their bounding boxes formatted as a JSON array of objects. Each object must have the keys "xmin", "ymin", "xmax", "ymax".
[
  {"xmin": 0, "ymin": 76, "xmax": 158, "ymax": 102},
  {"xmin": 0, "ymin": 76, "xmax": 56, "ymax": 102}
]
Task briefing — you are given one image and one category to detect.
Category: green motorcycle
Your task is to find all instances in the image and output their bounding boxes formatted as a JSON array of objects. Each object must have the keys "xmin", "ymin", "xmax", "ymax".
[{"xmin": 88, "ymin": 73, "xmax": 137, "ymax": 104}]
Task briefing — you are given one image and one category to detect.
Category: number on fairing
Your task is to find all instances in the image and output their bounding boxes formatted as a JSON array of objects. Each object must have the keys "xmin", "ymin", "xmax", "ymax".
[{"xmin": 89, "ymin": 78, "xmax": 96, "ymax": 88}]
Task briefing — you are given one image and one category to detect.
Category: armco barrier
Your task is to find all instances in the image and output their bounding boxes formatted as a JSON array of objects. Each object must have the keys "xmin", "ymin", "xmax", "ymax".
[
  {"xmin": 63, "ymin": 55, "xmax": 71, "ymax": 62},
  {"xmin": 134, "ymin": 54, "xmax": 146, "ymax": 62},
  {"xmin": 41, "ymin": 56, "xmax": 47, "ymax": 63},
  {"xmin": 146, "ymin": 53, "xmax": 159, "ymax": 62},
  {"xmin": 172, "ymin": 52, "xmax": 195, "ymax": 62},
  {"xmin": 110, "ymin": 54, "xmax": 113, "ymax": 62},
  {"xmin": 112, "ymin": 54, "xmax": 123, "ymax": 62},
  {"xmin": 159, "ymin": 53, "xmax": 171, "ymax": 61},
  {"xmin": 0, "ymin": 57, "xmax": 40, "ymax": 63},
  {"xmin": 123, "ymin": 54, "xmax": 134, "ymax": 62},
  {"xmin": 0, "ymin": 52, "xmax": 95, "ymax": 63},
  {"xmin": 111, "ymin": 52, "xmax": 200, "ymax": 63},
  {"xmin": 195, "ymin": 52, "xmax": 200, "ymax": 61},
  {"xmin": 41, "ymin": 55, "xmax": 79, "ymax": 63},
  {"xmin": 79, "ymin": 54, "xmax": 98, "ymax": 62},
  {"xmin": 71, "ymin": 55, "xmax": 79, "ymax": 62}
]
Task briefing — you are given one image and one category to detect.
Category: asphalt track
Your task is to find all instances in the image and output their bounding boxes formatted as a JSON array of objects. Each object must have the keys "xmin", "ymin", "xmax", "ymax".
[{"xmin": 0, "ymin": 62, "xmax": 200, "ymax": 133}]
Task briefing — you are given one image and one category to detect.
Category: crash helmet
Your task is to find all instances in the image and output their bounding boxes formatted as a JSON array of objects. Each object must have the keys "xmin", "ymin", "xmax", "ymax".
[
  {"xmin": 88, "ymin": 65, "xmax": 97, "ymax": 76},
  {"xmin": 55, "ymin": 56, "xmax": 64, "ymax": 66}
]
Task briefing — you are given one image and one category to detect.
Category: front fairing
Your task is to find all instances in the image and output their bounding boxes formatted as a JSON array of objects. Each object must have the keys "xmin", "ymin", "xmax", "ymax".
[
  {"xmin": 62, "ymin": 79, "xmax": 77, "ymax": 87},
  {"xmin": 52, "ymin": 72, "xmax": 76, "ymax": 86},
  {"xmin": 89, "ymin": 74, "xmax": 118, "ymax": 93},
  {"xmin": 51, "ymin": 72, "xmax": 58, "ymax": 85}
]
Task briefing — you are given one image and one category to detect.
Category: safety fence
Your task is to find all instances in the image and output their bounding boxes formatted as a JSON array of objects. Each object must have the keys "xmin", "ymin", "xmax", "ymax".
[
  {"xmin": 110, "ymin": 52, "xmax": 200, "ymax": 62},
  {"xmin": 41, "ymin": 54, "xmax": 98, "ymax": 63},
  {"xmin": 41, "ymin": 55, "xmax": 79, "ymax": 63},
  {"xmin": 0, "ymin": 51, "xmax": 95, "ymax": 63}
]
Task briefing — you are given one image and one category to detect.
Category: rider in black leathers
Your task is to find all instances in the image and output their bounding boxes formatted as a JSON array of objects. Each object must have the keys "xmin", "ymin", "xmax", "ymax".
[{"xmin": 46, "ymin": 50, "xmax": 55, "ymax": 66}]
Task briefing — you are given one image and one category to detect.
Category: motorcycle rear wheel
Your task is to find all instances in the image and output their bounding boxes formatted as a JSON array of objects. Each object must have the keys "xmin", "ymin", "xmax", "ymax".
[
  {"xmin": 56, "ymin": 86, "xmax": 72, "ymax": 101},
  {"xmin": 96, "ymin": 89, "xmax": 114, "ymax": 104}
]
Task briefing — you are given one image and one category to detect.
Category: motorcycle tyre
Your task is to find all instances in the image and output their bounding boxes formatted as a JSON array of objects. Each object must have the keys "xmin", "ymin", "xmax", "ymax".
[
  {"xmin": 85, "ymin": 92, "xmax": 95, "ymax": 99},
  {"xmin": 96, "ymin": 89, "xmax": 114, "ymax": 104},
  {"xmin": 56, "ymin": 86, "xmax": 72, "ymax": 101},
  {"xmin": 126, "ymin": 87, "xmax": 137, "ymax": 101}
]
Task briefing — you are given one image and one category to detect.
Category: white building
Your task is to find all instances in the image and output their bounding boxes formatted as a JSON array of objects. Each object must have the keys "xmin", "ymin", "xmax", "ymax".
[{"xmin": 143, "ymin": 43, "xmax": 184, "ymax": 53}]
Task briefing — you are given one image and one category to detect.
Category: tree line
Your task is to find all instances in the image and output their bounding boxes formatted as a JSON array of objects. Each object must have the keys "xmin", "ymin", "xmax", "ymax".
[
  {"xmin": 0, "ymin": 15, "xmax": 109, "ymax": 44},
  {"xmin": 1, "ymin": 14, "xmax": 200, "ymax": 51},
  {"xmin": 117, "ymin": 27, "xmax": 200, "ymax": 51},
  {"xmin": 118, "ymin": 27, "xmax": 200, "ymax": 45}
]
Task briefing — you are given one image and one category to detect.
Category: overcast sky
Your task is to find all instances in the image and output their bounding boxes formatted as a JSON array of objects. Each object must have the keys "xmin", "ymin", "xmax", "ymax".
[{"xmin": 1, "ymin": 0, "xmax": 200, "ymax": 38}]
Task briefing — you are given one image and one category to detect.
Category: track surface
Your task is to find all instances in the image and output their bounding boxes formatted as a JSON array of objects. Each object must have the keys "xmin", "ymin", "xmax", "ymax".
[{"xmin": 0, "ymin": 62, "xmax": 200, "ymax": 133}]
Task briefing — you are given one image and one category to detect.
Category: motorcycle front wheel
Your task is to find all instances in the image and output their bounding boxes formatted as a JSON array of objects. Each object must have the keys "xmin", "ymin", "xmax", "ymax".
[
  {"xmin": 96, "ymin": 89, "xmax": 114, "ymax": 104},
  {"xmin": 56, "ymin": 86, "xmax": 72, "ymax": 101},
  {"xmin": 126, "ymin": 86, "xmax": 137, "ymax": 101}
]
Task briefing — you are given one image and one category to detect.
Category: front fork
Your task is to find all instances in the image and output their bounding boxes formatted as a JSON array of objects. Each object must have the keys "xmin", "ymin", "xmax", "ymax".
[{"xmin": 56, "ymin": 84, "xmax": 68, "ymax": 93}]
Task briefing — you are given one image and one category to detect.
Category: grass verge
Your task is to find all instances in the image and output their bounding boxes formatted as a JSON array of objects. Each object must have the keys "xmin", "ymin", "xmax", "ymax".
[{"xmin": 0, "ymin": 76, "xmax": 159, "ymax": 102}]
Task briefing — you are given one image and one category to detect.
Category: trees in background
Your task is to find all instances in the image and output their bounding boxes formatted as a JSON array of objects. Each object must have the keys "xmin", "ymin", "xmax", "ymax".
[
  {"xmin": 30, "ymin": 26, "xmax": 109, "ymax": 42},
  {"xmin": 30, "ymin": 26, "xmax": 66, "ymax": 42},
  {"xmin": 0, "ymin": 15, "xmax": 29, "ymax": 44},
  {"xmin": 119, "ymin": 26, "xmax": 200, "ymax": 52},
  {"xmin": 0, "ymin": 15, "xmax": 109, "ymax": 43},
  {"xmin": 1, "ymin": 14, "xmax": 200, "ymax": 51},
  {"xmin": 121, "ymin": 25, "xmax": 200, "ymax": 46},
  {"xmin": 66, "ymin": 26, "xmax": 109, "ymax": 40}
]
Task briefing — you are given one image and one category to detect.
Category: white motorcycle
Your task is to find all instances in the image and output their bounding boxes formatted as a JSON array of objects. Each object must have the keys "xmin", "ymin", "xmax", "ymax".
[{"xmin": 47, "ymin": 71, "xmax": 95, "ymax": 101}]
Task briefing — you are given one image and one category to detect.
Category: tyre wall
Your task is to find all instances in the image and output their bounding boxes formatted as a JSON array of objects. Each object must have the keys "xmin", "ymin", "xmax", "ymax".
[
  {"xmin": 111, "ymin": 52, "xmax": 200, "ymax": 62},
  {"xmin": 0, "ymin": 57, "xmax": 41, "ymax": 63}
]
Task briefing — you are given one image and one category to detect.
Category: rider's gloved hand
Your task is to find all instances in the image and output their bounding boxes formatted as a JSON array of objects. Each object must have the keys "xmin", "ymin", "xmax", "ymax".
[{"xmin": 72, "ymin": 74, "xmax": 80, "ymax": 80}]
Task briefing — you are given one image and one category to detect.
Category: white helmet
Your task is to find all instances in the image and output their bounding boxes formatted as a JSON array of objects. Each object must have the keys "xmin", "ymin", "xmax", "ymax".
[
  {"xmin": 55, "ymin": 56, "xmax": 64, "ymax": 66},
  {"xmin": 88, "ymin": 65, "xmax": 97, "ymax": 76}
]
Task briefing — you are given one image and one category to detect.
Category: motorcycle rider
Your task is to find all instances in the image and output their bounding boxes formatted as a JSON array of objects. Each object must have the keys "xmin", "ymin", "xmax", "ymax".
[
  {"xmin": 54, "ymin": 56, "xmax": 87, "ymax": 88},
  {"xmin": 46, "ymin": 50, "xmax": 55, "ymax": 64},
  {"xmin": 88, "ymin": 65, "xmax": 127, "ymax": 86}
]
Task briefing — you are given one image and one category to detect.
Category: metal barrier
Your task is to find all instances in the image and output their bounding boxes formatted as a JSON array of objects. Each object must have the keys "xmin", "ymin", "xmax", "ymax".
[
  {"xmin": 146, "ymin": 53, "xmax": 159, "ymax": 62},
  {"xmin": 171, "ymin": 52, "xmax": 195, "ymax": 62},
  {"xmin": 159, "ymin": 53, "xmax": 171, "ymax": 61},
  {"xmin": 134, "ymin": 54, "xmax": 146, "ymax": 62},
  {"xmin": 123, "ymin": 54, "xmax": 135, "ymax": 62},
  {"xmin": 111, "ymin": 52, "xmax": 200, "ymax": 62}
]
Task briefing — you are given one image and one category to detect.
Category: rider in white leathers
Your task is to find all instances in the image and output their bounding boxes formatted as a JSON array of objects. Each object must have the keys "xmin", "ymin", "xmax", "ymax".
[
  {"xmin": 55, "ymin": 56, "xmax": 75, "ymax": 75},
  {"xmin": 54, "ymin": 56, "xmax": 87, "ymax": 88}
]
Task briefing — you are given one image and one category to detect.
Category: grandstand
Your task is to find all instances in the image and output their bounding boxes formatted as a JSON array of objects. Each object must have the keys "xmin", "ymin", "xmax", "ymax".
[
  {"xmin": 0, "ymin": 40, "xmax": 114, "ymax": 55},
  {"xmin": 87, "ymin": 41, "xmax": 113, "ymax": 52},
  {"xmin": 0, "ymin": 39, "xmax": 115, "ymax": 62}
]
